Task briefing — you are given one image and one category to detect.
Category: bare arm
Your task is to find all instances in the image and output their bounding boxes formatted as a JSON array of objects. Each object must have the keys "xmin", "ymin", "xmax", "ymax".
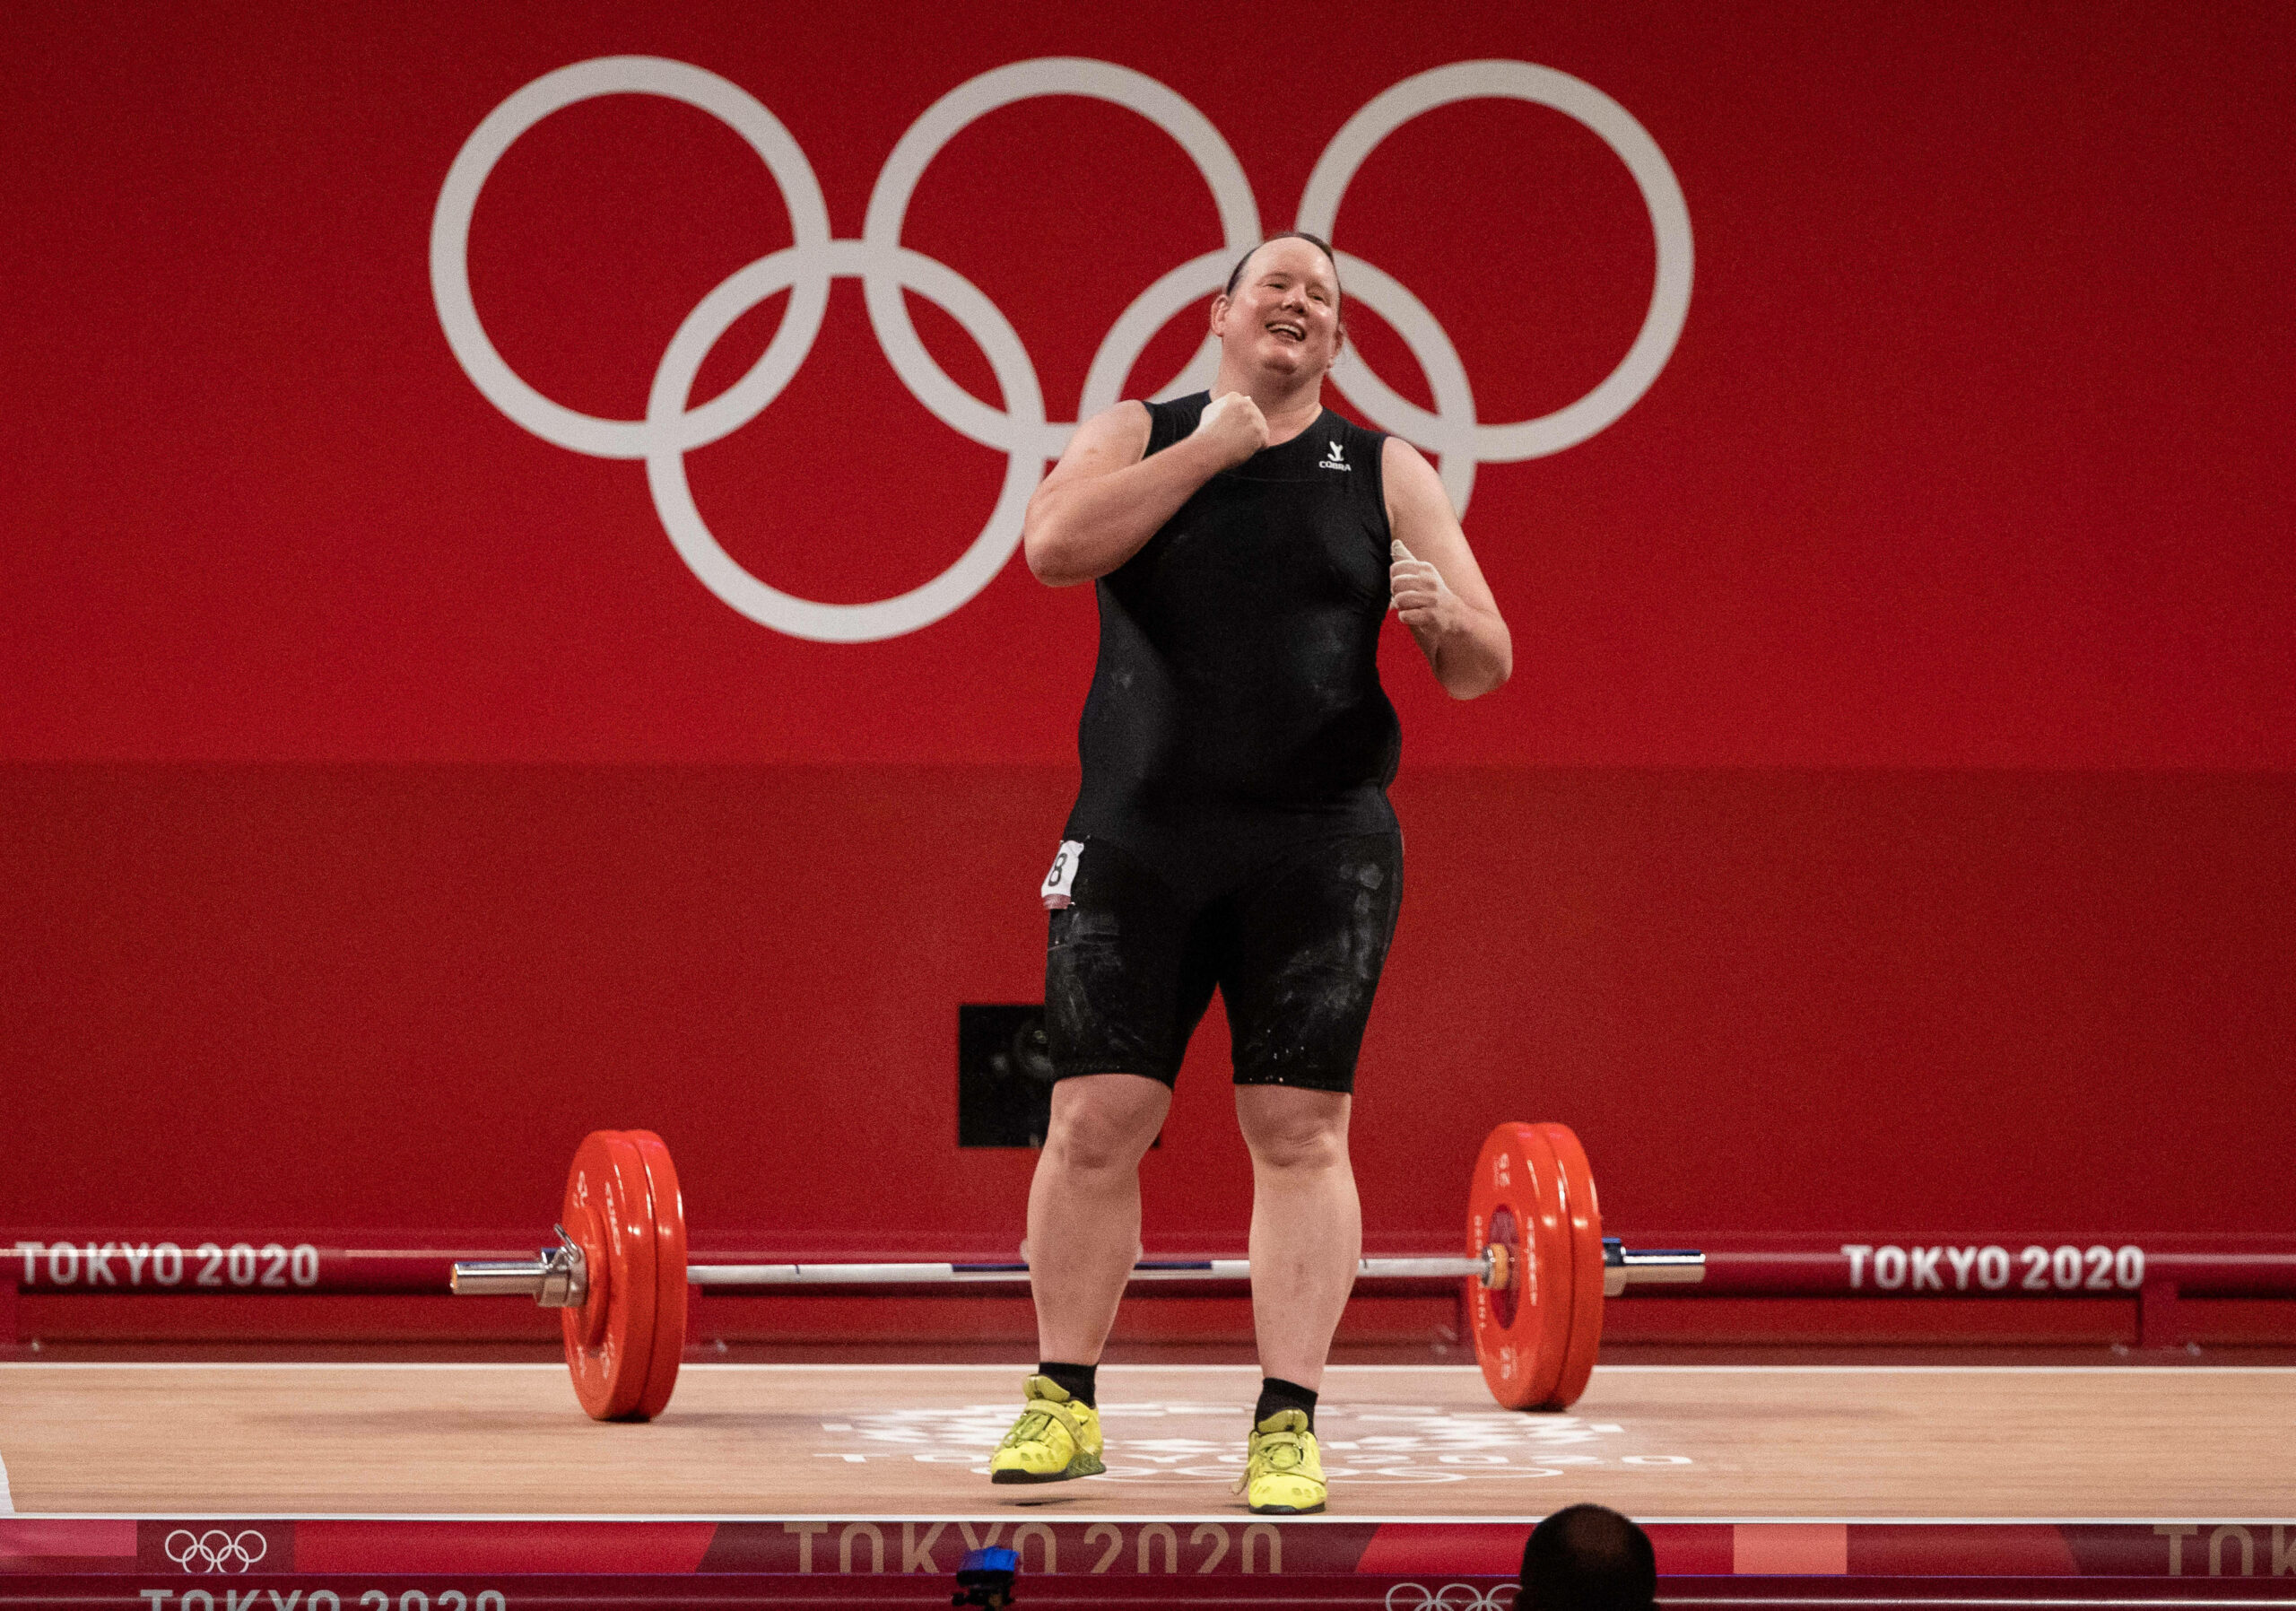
[
  {"xmin": 1022, "ymin": 395, "xmax": 1268, "ymax": 587},
  {"xmin": 1383, "ymin": 437, "xmax": 1512, "ymax": 699}
]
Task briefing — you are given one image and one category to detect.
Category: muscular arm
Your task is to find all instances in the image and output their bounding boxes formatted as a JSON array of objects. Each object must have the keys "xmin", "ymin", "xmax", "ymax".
[
  {"xmin": 1383, "ymin": 437, "xmax": 1512, "ymax": 700},
  {"xmin": 1022, "ymin": 395, "xmax": 1264, "ymax": 587},
  {"xmin": 1022, "ymin": 404, "xmax": 1203, "ymax": 586}
]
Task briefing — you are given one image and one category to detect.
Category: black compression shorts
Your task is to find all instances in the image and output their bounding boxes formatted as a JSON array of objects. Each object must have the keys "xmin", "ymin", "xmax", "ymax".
[{"xmin": 1043, "ymin": 832, "xmax": 1404, "ymax": 1093}]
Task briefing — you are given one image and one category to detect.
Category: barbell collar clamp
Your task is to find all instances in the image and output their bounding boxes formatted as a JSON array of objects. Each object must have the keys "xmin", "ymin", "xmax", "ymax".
[
  {"xmin": 449, "ymin": 1224, "xmax": 587, "ymax": 1307},
  {"xmin": 1604, "ymin": 1237, "xmax": 1706, "ymax": 1298}
]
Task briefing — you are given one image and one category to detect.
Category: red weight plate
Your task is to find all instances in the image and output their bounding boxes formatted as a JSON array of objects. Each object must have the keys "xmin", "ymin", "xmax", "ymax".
[
  {"xmin": 596, "ymin": 1130, "xmax": 665, "ymax": 1420},
  {"xmin": 1537, "ymin": 1121, "xmax": 1607, "ymax": 1410},
  {"xmin": 622, "ymin": 1128, "xmax": 688, "ymax": 1422},
  {"xmin": 560, "ymin": 1129, "xmax": 659, "ymax": 1421},
  {"xmin": 1465, "ymin": 1121, "xmax": 1573, "ymax": 1410},
  {"xmin": 563, "ymin": 1199, "xmax": 609, "ymax": 1352},
  {"xmin": 1514, "ymin": 1125, "xmax": 1577, "ymax": 1409},
  {"xmin": 1463, "ymin": 1125, "xmax": 1520, "ymax": 1403}
]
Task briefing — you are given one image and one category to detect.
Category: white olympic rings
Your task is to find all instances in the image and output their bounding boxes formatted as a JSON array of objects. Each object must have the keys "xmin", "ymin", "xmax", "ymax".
[
  {"xmin": 1385, "ymin": 1582, "xmax": 1521, "ymax": 1611},
  {"xmin": 164, "ymin": 1528, "xmax": 269, "ymax": 1573},
  {"xmin": 432, "ymin": 55, "xmax": 1692, "ymax": 642}
]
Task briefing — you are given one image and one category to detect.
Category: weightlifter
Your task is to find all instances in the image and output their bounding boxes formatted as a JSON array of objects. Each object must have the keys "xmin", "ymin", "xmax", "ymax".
[{"xmin": 990, "ymin": 233, "xmax": 1511, "ymax": 1511}]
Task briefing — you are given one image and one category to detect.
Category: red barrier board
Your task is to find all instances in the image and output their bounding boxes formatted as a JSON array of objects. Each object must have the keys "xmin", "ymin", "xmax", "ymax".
[
  {"xmin": 7, "ymin": 1518, "xmax": 2296, "ymax": 1581},
  {"xmin": 4, "ymin": 1580, "xmax": 2296, "ymax": 1610},
  {"xmin": 8, "ymin": 1234, "xmax": 2295, "ymax": 1297}
]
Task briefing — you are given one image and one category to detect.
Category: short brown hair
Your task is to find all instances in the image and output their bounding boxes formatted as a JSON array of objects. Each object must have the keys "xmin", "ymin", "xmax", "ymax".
[{"xmin": 1222, "ymin": 233, "xmax": 1343, "ymax": 308}]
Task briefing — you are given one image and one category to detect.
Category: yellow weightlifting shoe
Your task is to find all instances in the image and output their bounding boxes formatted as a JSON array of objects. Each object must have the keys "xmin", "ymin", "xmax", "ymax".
[
  {"xmin": 987, "ymin": 1374, "xmax": 1105, "ymax": 1484},
  {"xmin": 1239, "ymin": 1407, "xmax": 1326, "ymax": 1514}
]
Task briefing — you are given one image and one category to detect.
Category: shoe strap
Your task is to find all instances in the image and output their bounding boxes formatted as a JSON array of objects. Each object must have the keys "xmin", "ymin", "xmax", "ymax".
[
  {"xmin": 1259, "ymin": 1432, "xmax": 1309, "ymax": 1472},
  {"xmin": 1248, "ymin": 1441, "xmax": 1322, "ymax": 1477},
  {"xmin": 1001, "ymin": 1397, "xmax": 1085, "ymax": 1449},
  {"xmin": 1234, "ymin": 1430, "xmax": 1316, "ymax": 1495}
]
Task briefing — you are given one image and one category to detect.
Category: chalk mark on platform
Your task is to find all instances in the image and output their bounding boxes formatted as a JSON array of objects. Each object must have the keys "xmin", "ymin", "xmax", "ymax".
[{"xmin": 824, "ymin": 1399, "xmax": 1689, "ymax": 1485}]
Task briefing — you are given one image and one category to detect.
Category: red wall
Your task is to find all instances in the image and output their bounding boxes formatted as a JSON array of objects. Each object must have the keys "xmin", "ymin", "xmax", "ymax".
[
  {"xmin": 4, "ymin": 765, "xmax": 2288, "ymax": 1251},
  {"xmin": 3, "ymin": 2, "xmax": 2292, "ymax": 1286},
  {"xmin": 2, "ymin": 2, "xmax": 2290, "ymax": 769}
]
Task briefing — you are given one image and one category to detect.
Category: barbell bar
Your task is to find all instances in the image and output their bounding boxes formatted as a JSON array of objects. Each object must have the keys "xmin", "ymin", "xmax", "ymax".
[{"xmin": 453, "ymin": 1245, "xmax": 1707, "ymax": 1302}]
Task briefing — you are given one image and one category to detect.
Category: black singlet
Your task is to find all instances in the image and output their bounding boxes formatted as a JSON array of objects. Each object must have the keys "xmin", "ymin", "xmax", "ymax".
[{"xmin": 1061, "ymin": 392, "xmax": 1401, "ymax": 893}]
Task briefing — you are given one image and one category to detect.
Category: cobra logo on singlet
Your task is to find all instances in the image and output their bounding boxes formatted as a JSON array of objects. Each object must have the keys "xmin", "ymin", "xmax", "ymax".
[{"xmin": 433, "ymin": 57, "xmax": 1693, "ymax": 641}]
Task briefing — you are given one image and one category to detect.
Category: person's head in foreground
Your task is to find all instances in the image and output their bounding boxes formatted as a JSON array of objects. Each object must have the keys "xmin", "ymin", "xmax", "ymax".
[{"xmin": 1519, "ymin": 1503, "xmax": 1658, "ymax": 1611}]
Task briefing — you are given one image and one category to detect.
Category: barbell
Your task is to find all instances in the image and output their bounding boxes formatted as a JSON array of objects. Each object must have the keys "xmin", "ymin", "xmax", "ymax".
[{"xmin": 447, "ymin": 1122, "xmax": 1704, "ymax": 1420}]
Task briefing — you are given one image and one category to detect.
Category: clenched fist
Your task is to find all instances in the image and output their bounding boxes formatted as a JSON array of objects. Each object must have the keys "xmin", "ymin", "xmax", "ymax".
[
  {"xmin": 1191, "ymin": 389, "xmax": 1269, "ymax": 468},
  {"xmin": 1389, "ymin": 539, "xmax": 1464, "ymax": 636}
]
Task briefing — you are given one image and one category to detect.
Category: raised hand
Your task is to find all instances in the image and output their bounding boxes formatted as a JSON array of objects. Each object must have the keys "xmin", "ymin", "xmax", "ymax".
[{"xmin": 1191, "ymin": 389, "xmax": 1270, "ymax": 468}]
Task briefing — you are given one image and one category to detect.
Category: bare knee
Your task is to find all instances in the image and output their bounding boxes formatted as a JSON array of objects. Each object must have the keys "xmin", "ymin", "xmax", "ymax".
[
  {"xmin": 1238, "ymin": 1087, "xmax": 1352, "ymax": 1173},
  {"xmin": 1046, "ymin": 1075, "xmax": 1170, "ymax": 1174},
  {"xmin": 1048, "ymin": 1113, "xmax": 1154, "ymax": 1174}
]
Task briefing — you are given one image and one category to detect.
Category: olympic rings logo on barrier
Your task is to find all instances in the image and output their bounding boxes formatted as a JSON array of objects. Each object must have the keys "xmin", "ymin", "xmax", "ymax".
[
  {"xmin": 432, "ymin": 56, "xmax": 1692, "ymax": 641},
  {"xmin": 164, "ymin": 1528, "xmax": 269, "ymax": 1573},
  {"xmin": 1386, "ymin": 1582, "xmax": 1521, "ymax": 1611}
]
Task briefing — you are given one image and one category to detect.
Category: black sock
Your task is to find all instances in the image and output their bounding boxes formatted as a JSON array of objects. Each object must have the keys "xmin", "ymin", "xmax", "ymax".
[
  {"xmin": 1037, "ymin": 1361, "xmax": 1097, "ymax": 1408},
  {"xmin": 1255, "ymin": 1377, "xmax": 1318, "ymax": 1431}
]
